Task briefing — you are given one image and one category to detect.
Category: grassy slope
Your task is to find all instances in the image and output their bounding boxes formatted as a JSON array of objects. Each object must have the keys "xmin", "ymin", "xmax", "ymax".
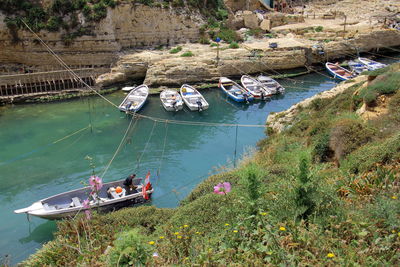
[{"xmin": 25, "ymin": 65, "xmax": 400, "ymax": 266}]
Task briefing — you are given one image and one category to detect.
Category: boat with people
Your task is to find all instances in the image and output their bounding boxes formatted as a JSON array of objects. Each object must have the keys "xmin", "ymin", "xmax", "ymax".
[
  {"xmin": 241, "ymin": 75, "xmax": 272, "ymax": 100},
  {"xmin": 325, "ymin": 62, "xmax": 357, "ymax": 81},
  {"xmin": 118, "ymin": 84, "xmax": 149, "ymax": 113},
  {"xmin": 14, "ymin": 177, "xmax": 153, "ymax": 220},
  {"xmin": 256, "ymin": 75, "xmax": 285, "ymax": 94},
  {"xmin": 160, "ymin": 89, "xmax": 184, "ymax": 111},
  {"xmin": 219, "ymin": 77, "xmax": 254, "ymax": 102},
  {"xmin": 358, "ymin": 57, "xmax": 387, "ymax": 71},
  {"xmin": 180, "ymin": 84, "xmax": 209, "ymax": 111}
]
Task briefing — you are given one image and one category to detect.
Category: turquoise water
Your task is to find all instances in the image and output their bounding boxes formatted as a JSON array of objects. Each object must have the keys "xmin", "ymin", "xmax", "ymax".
[{"xmin": 0, "ymin": 55, "xmax": 396, "ymax": 264}]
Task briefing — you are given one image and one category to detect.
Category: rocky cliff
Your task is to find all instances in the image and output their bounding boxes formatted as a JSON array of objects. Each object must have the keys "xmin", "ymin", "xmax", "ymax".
[{"xmin": 0, "ymin": 4, "xmax": 202, "ymax": 70}]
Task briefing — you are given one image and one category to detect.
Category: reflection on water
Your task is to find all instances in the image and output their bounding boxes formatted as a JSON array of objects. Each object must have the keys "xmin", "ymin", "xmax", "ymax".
[{"xmin": 3, "ymin": 62, "xmax": 393, "ymax": 265}]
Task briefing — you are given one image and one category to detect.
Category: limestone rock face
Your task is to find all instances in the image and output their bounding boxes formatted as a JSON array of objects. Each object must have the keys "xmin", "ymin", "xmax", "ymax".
[
  {"xmin": 260, "ymin": 19, "xmax": 272, "ymax": 31},
  {"xmin": 0, "ymin": 4, "xmax": 202, "ymax": 68},
  {"xmin": 243, "ymin": 12, "xmax": 260, "ymax": 29}
]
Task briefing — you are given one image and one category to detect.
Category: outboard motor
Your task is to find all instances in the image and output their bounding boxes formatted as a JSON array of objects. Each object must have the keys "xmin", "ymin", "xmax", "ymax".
[
  {"xmin": 244, "ymin": 93, "xmax": 249, "ymax": 104},
  {"xmin": 196, "ymin": 99, "xmax": 203, "ymax": 112},
  {"xmin": 172, "ymin": 100, "xmax": 179, "ymax": 111}
]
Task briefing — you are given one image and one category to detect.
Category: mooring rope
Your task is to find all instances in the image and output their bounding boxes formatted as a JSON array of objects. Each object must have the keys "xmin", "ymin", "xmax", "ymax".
[{"xmin": 135, "ymin": 120, "xmax": 157, "ymax": 171}]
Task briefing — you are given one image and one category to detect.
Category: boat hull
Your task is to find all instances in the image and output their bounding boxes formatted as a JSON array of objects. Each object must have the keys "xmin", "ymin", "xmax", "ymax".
[
  {"xmin": 118, "ymin": 85, "xmax": 149, "ymax": 113},
  {"xmin": 325, "ymin": 62, "xmax": 355, "ymax": 81},
  {"xmin": 219, "ymin": 77, "xmax": 254, "ymax": 103},
  {"xmin": 180, "ymin": 84, "xmax": 209, "ymax": 111}
]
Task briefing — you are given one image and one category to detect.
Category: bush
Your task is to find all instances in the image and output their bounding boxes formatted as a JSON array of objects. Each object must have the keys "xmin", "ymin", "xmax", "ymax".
[
  {"xmin": 314, "ymin": 26, "xmax": 323, "ymax": 32},
  {"xmin": 180, "ymin": 51, "xmax": 194, "ymax": 57},
  {"xmin": 217, "ymin": 28, "xmax": 240, "ymax": 43},
  {"xmin": 46, "ymin": 16, "xmax": 62, "ymax": 31},
  {"xmin": 107, "ymin": 229, "xmax": 153, "ymax": 266},
  {"xmin": 169, "ymin": 46, "xmax": 182, "ymax": 54},
  {"xmin": 91, "ymin": 3, "xmax": 107, "ymax": 21},
  {"xmin": 358, "ymin": 72, "xmax": 400, "ymax": 106},
  {"xmin": 198, "ymin": 36, "xmax": 210, "ymax": 44},
  {"xmin": 229, "ymin": 41, "xmax": 239, "ymax": 49},
  {"xmin": 311, "ymin": 132, "xmax": 333, "ymax": 163}
]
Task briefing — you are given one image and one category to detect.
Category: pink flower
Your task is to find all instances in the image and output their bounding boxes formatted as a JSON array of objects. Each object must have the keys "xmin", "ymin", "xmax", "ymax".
[
  {"xmin": 214, "ymin": 182, "xmax": 231, "ymax": 195},
  {"xmin": 89, "ymin": 176, "xmax": 103, "ymax": 191},
  {"xmin": 82, "ymin": 199, "xmax": 91, "ymax": 220}
]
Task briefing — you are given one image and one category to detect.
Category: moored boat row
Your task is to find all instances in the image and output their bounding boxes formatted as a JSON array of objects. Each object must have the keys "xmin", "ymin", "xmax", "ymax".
[
  {"xmin": 326, "ymin": 57, "xmax": 388, "ymax": 80},
  {"xmin": 120, "ymin": 74, "xmax": 285, "ymax": 113}
]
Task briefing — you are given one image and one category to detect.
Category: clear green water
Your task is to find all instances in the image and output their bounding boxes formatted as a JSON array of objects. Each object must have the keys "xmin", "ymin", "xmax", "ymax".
[{"xmin": 0, "ymin": 60, "xmax": 393, "ymax": 264}]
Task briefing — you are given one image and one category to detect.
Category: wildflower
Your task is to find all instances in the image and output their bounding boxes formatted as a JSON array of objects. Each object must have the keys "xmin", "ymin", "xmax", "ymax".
[
  {"xmin": 177, "ymin": 235, "xmax": 183, "ymax": 239},
  {"xmin": 82, "ymin": 199, "xmax": 91, "ymax": 220},
  {"xmin": 152, "ymin": 252, "xmax": 159, "ymax": 257},
  {"xmin": 148, "ymin": 241, "xmax": 155, "ymax": 245},
  {"xmin": 392, "ymin": 230, "xmax": 396, "ymax": 234},
  {"xmin": 183, "ymin": 224, "xmax": 189, "ymax": 228},
  {"xmin": 398, "ymin": 232, "xmax": 400, "ymax": 238},
  {"xmin": 184, "ymin": 257, "xmax": 189, "ymax": 261},
  {"xmin": 159, "ymin": 236, "xmax": 165, "ymax": 239},
  {"xmin": 174, "ymin": 232, "xmax": 180, "ymax": 235},
  {"xmin": 279, "ymin": 226, "xmax": 286, "ymax": 231},
  {"xmin": 225, "ymin": 223, "xmax": 230, "ymax": 226},
  {"xmin": 260, "ymin": 212, "xmax": 267, "ymax": 216},
  {"xmin": 213, "ymin": 182, "xmax": 231, "ymax": 195},
  {"xmin": 89, "ymin": 175, "xmax": 103, "ymax": 191},
  {"xmin": 327, "ymin": 253, "xmax": 335, "ymax": 258},
  {"xmin": 195, "ymin": 231, "xmax": 201, "ymax": 235},
  {"xmin": 391, "ymin": 196, "xmax": 397, "ymax": 200},
  {"xmin": 233, "ymin": 230, "xmax": 238, "ymax": 233}
]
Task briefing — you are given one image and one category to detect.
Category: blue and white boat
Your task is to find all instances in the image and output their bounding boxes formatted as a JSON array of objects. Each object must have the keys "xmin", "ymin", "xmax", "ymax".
[
  {"xmin": 180, "ymin": 84, "xmax": 209, "ymax": 111},
  {"xmin": 118, "ymin": 84, "xmax": 149, "ymax": 113},
  {"xmin": 358, "ymin": 57, "xmax": 387, "ymax": 71},
  {"xmin": 218, "ymin": 77, "xmax": 254, "ymax": 103},
  {"xmin": 348, "ymin": 60, "xmax": 369, "ymax": 74},
  {"xmin": 325, "ymin": 62, "xmax": 356, "ymax": 81}
]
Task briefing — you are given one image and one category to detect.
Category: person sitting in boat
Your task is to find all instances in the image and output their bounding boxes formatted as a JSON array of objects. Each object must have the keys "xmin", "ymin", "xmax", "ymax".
[{"xmin": 123, "ymin": 174, "xmax": 137, "ymax": 195}]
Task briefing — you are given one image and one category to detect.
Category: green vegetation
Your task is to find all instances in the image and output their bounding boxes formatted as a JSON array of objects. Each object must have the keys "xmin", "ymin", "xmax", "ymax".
[
  {"xmin": 169, "ymin": 46, "xmax": 183, "ymax": 54},
  {"xmin": 24, "ymin": 67, "xmax": 400, "ymax": 265},
  {"xmin": 180, "ymin": 51, "xmax": 194, "ymax": 57},
  {"xmin": 229, "ymin": 41, "xmax": 239, "ymax": 49},
  {"xmin": 314, "ymin": 26, "xmax": 324, "ymax": 32}
]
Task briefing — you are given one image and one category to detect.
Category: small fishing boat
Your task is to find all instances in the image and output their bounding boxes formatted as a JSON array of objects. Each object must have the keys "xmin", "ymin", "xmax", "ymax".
[
  {"xmin": 118, "ymin": 84, "xmax": 149, "ymax": 113},
  {"xmin": 325, "ymin": 62, "xmax": 356, "ymax": 81},
  {"xmin": 14, "ymin": 179, "xmax": 153, "ymax": 220},
  {"xmin": 180, "ymin": 84, "xmax": 209, "ymax": 111},
  {"xmin": 348, "ymin": 60, "xmax": 369, "ymax": 75},
  {"xmin": 358, "ymin": 57, "xmax": 387, "ymax": 71},
  {"xmin": 121, "ymin": 86, "xmax": 135, "ymax": 92},
  {"xmin": 160, "ymin": 89, "xmax": 184, "ymax": 111},
  {"xmin": 219, "ymin": 77, "xmax": 254, "ymax": 102},
  {"xmin": 241, "ymin": 75, "xmax": 272, "ymax": 99},
  {"xmin": 256, "ymin": 75, "xmax": 285, "ymax": 94}
]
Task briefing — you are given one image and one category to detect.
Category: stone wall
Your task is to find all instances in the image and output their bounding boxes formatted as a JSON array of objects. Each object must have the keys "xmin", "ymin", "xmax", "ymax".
[{"xmin": 0, "ymin": 4, "xmax": 202, "ymax": 69}]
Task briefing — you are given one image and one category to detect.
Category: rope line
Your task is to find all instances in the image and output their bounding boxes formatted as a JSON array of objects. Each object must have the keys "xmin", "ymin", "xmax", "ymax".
[
  {"xmin": 100, "ymin": 115, "xmax": 138, "ymax": 179},
  {"xmin": 135, "ymin": 120, "xmax": 157, "ymax": 171}
]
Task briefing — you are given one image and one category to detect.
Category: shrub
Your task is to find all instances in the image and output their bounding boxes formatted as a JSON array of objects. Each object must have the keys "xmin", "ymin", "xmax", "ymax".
[
  {"xmin": 107, "ymin": 229, "xmax": 152, "ymax": 266},
  {"xmin": 198, "ymin": 36, "xmax": 210, "ymax": 44},
  {"xmin": 246, "ymin": 29, "xmax": 264, "ymax": 38},
  {"xmin": 46, "ymin": 16, "xmax": 62, "ymax": 31},
  {"xmin": 314, "ymin": 26, "xmax": 323, "ymax": 32},
  {"xmin": 171, "ymin": 0, "xmax": 184, "ymax": 7},
  {"xmin": 294, "ymin": 158, "xmax": 316, "ymax": 221},
  {"xmin": 229, "ymin": 41, "xmax": 239, "ymax": 49},
  {"xmin": 215, "ymin": 8, "xmax": 228, "ymax": 21},
  {"xmin": 169, "ymin": 46, "xmax": 182, "ymax": 54},
  {"xmin": 91, "ymin": 3, "xmax": 107, "ymax": 21},
  {"xmin": 180, "ymin": 51, "xmax": 194, "ymax": 57},
  {"xmin": 210, "ymin": 43, "xmax": 218, "ymax": 47},
  {"xmin": 312, "ymin": 132, "xmax": 333, "ymax": 163},
  {"xmin": 217, "ymin": 28, "xmax": 240, "ymax": 43}
]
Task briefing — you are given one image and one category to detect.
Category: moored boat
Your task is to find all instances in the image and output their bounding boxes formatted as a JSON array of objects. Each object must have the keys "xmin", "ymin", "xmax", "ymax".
[
  {"xmin": 348, "ymin": 60, "xmax": 369, "ymax": 75},
  {"xmin": 160, "ymin": 89, "xmax": 184, "ymax": 111},
  {"xmin": 256, "ymin": 75, "xmax": 285, "ymax": 94},
  {"xmin": 358, "ymin": 57, "xmax": 387, "ymax": 71},
  {"xmin": 14, "ymin": 178, "xmax": 153, "ymax": 220},
  {"xmin": 180, "ymin": 84, "xmax": 209, "ymax": 111},
  {"xmin": 241, "ymin": 75, "xmax": 272, "ymax": 99},
  {"xmin": 219, "ymin": 77, "xmax": 254, "ymax": 103},
  {"xmin": 118, "ymin": 84, "xmax": 149, "ymax": 113},
  {"xmin": 325, "ymin": 62, "xmax": 356, "ymax": 81},
  {"xmin": 121, "ymin": 86, "xmax": 135, "ymax": 92}
]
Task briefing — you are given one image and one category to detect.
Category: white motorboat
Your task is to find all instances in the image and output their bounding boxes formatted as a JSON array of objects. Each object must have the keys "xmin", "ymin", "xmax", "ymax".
[
  {"xmin": 241, "ymin": 75, "xmax": 272, "ymax": 99},
  {"xmin": 256, "ymin": 75, "xmax": 285, "ymax": 94},
  {"xmin": 180, "ymin": 84, "xmax": 209, "ymax": 111},
  {"xmin": 160, "ymin": 89, "xmax": 184, "ymax": 111},
  {"xmin": 118, "ymin": 84, "xmax": 149, "ymax": 113}
]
